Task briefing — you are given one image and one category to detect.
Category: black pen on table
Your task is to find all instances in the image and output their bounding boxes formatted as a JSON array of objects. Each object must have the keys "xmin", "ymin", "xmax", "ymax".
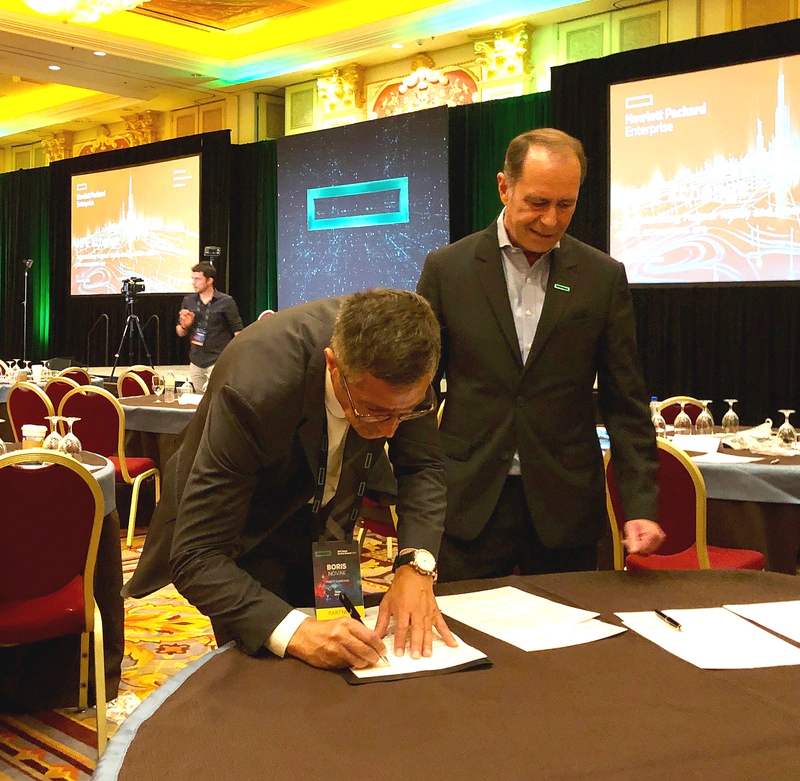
[
  {"xmin": 338, "ymin": 591, "xmax": 390, "ymax": 666},
  {"xmin": 654, "ymin": 609, "xmax": 682, "ymax": 631}
]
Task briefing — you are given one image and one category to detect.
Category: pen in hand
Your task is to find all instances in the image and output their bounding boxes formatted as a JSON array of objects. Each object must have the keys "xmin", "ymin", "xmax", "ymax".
[
  {"xmin": 654, "ymin": 609, "xmax": 682, "ymax": 631},
  {"xmin": 338, "ymin": 591, "xmax": 390, "ymax": 666}
]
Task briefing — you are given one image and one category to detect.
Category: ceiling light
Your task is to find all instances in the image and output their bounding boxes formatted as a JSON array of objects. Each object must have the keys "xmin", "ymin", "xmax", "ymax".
[
  {"xmin": 93, "ymin": 51, "xmax": 107, "ymax": 57},
  {"xmin": 48, "ymin": 64, "xmax": 62, "ymax": 71},
  {"xmin": 391, "ymin": 43, "xmax": 404, "ymax": 50},
  {"xmin": 23, "ymin": 0, "xmax": 149, "ymax": 25}
]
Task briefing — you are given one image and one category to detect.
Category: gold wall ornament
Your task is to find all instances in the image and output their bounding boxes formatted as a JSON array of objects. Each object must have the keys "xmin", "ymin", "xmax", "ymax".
[
  {"xmin": 122, "ymin": 110, "xmax": 162, "ymax": 146},
  {"xmin": 317, "ymin": 64, "xmax": 365, "ymax": 114},
  {"xmin": 24, "ymin": 0, "xmax": 148, "ymax": 24},
  {"xmin": 76, "ymin": 125, "xmax": 131, "ymax": 156},
  {"xmin": 40, "ymin": 130, "xmax": 74, "ymax": 163},
  {"xmin": 398, "ymin": 54, "xmax": 448, "ymax": 94},
  {"xmin": 474, "ymin": 24, "xmax": 533, "ymax": 81}
]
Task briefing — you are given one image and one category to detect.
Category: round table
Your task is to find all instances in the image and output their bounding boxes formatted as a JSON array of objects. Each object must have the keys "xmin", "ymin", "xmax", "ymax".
[{"xmin": 97, "ymin": 570, "xmax": 800, "ymax": 781}]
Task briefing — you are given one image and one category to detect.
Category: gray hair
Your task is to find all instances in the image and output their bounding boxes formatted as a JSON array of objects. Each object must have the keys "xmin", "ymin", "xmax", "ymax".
[
  {"xmin": 503, "ymin": 128, "xmax": 587, "ymax": 185},
  {"xmin": 331, "ymin": 289, "xmax": 440, "ymax": 386}
]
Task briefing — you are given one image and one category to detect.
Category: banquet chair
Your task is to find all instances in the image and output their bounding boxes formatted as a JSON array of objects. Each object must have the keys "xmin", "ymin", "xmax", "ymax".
[
  {"xmin": 258, "ymin": 309, "xmax": 275, "ymax": 320},
  {"xmin": 605, "ymin": 438, "xmax": 765, "ymax": 570},
  {"xmin": 6, "ymin": 381, "xmax": 55, "ymax": 441},
  {"xmin": 0, "ymin": 449, "xmax": 107, "ymax": 756},
  {"xmin": 44, "ymin": 376, "xmax": 80, "ymax": 415},
  {"xmin": 126, "ymin": 365, "xmax": 157, "ymax": 390},
  {"xmin": 356, "ymin": 498, "xmax": 398, "ymax": 560},
  {"xmin": 59, "ymin": 386, "xmax": 161, "ymax": 549},
  {"xmin": 58, "ymin": 367, "xmax": 92, "ymax": 385},
  {"xmin": 657, "ymin": 396, "xmax": 704, "ymax": 424},
  {"xmin": 117, "ymin": 371, "xmax": 150, "ymax": 398}
]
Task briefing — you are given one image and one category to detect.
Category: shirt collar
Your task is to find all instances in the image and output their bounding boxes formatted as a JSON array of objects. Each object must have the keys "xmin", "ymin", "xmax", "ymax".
[
  {"xmin": 325, "ymin": 365, "xmax": 347, "ymax": 420},
  {"xmin": 496, "ymin": 209, "xmax": 560, "ymax": 254}
]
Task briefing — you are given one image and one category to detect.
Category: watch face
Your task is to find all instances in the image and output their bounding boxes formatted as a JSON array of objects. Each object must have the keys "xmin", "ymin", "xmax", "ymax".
[{"xmin": 415, "ymin": 549, "xmax": 436, "ymax": 573}]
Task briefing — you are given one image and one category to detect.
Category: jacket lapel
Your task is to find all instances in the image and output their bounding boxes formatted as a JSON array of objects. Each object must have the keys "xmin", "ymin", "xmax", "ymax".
[
  {"xmin": 297, "ymin": 348, "xmax": 327, "ymax": 480},
  {"xmin": 524, "ymin": 240, "xmax": 579, "ymax": 372},
  {"xmin": 475, "ymin": 226, "xmax": 524, "ymax": 370}
]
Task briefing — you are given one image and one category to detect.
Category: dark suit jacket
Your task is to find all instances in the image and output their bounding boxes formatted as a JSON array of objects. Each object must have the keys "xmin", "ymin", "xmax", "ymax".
[
  {"xmin": 123, "ymin": 297, "xmax": 447, "ymax": 654},
  {"xmin": 417, "ymin": 225, "xmax": 658, "ymax": 549}
]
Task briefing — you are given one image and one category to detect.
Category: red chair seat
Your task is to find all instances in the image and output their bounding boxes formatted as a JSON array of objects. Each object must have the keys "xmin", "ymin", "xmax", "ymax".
[
  {"xmin": 0, "ymin": 574, "xmax": 85, "ymax": 645},
  {"xmin": 626, "ymin": 544, "xmax": 766, "ymax": 571},
  {"xmin": 109, "ymin": 456, "xmax": 156, "ymax": 481}
]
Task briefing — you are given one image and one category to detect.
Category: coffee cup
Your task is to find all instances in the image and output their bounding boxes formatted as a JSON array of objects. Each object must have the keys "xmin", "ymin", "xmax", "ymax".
[{"xmin": 21, "ymin": 424, "xmax": 48, "ymax": 448}]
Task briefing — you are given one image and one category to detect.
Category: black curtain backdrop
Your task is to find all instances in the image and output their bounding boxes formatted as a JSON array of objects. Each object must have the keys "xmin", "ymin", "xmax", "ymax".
[
  {"xmin": 551, "ymin": 18, "xmax": 800, "ymax": 424},
  {"xmin": 48, "ymin": 130, "xmax": 231, "ymax": 368},
  {"xmin": 0, "ymin": 166, "xmax": 51, "ymax": 361},
  {"xmin": 448, "ymin": 91, "xmax": 551, "ymax": 240},
  {"xmin": 229, "ymin": 141, "xmax": 278, "ymax": 322}
]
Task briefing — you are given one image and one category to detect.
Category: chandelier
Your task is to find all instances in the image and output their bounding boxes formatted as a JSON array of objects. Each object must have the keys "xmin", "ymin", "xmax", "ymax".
[{"xmin": 24, "ymin": 0, "xmax": 148, "ymax": 24}]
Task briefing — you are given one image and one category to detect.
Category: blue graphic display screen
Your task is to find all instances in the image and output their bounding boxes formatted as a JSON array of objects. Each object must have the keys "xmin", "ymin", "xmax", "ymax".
[{"xmin": 276, "ymin": 108, "xmax": 449, "ymax": 307}]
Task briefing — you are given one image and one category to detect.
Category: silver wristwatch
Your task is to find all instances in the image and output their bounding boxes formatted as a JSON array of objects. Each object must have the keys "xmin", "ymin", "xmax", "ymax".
[{"xmin": 392, "ymin": 548, "xmax": 437, "ymax": 580}]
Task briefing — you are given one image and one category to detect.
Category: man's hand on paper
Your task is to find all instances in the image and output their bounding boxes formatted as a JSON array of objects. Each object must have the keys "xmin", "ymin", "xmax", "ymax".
[
  {"xmin": 285, "ymin": 616, "xmax": 387, "ymax": 670},
  {"xmin": 375, "ymin": 566, "xmax": 457, "ymax": 659},
  {"xmin": 623, "ymin": 518, "xmax": 666, "ymax": 555}
]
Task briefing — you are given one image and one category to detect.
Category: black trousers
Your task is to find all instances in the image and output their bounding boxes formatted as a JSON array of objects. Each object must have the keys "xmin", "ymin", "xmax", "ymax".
[{"xmin": 438, "ymin": 476, "xmax": 597, "ymax": 583}]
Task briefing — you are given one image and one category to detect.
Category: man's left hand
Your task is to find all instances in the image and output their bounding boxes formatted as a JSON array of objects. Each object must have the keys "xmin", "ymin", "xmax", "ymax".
[
  {"xmin": 374, "ymin": 566, "xmax": 457, "ymax": 659},
  {"xmin": 623, "ymin": 518, "xmax": 666, "ymax": 555}
]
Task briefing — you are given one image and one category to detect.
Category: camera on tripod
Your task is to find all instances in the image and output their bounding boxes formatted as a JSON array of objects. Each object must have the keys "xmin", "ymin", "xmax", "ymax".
[
  {"xmin": 121, "ymin": 277, "xmax": 145, "ymax": 300},
  {"xmin": 203, "ymin": 246, "xmax": 221, "ymax": 261}
]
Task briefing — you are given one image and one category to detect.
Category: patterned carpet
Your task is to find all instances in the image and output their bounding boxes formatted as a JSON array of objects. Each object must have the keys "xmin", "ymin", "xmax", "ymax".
[{"xmin": 0, "ymin": 530, "xmax": 394, "ymax": 780}]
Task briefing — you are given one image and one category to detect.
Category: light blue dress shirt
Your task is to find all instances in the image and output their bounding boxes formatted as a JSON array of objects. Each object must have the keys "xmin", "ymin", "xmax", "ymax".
[{"xmin": 496, "ymin": 211, "xmax": 556, "ymax": 476}]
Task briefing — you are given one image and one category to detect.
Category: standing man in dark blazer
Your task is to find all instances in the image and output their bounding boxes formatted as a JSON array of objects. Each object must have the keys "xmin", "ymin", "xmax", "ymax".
[
  {"xmin": 417, "ymin": 128, "xmax": 664, "ymax": 581},
  {"xmin": 124, "ymin": 289, "xmax": 455, "ymax": 668}
]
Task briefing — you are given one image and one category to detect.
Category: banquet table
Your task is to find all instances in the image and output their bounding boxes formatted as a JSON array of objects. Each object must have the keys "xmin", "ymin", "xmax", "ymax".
[
  {"xmin": 119, "ymin": 394, "xmax": 199, "ymax": 473},
  {"xmin": 96, "ymin": 570, "xmax": 800, "ymax": 781},
  {"xmin": 0, "ymin": 447, "xmax": 125, "ymax": 711}
]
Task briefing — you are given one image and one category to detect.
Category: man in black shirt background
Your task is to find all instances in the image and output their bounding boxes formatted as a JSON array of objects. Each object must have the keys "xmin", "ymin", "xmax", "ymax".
[{"xmin": 177, "ymin": 262, "xmax": 244, "ymax": 391}]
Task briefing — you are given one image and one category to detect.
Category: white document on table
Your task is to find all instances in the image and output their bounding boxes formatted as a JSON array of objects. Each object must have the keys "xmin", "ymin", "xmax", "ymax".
[
  {"xmin": 178, "ymin": 393, "xmax": 203, "ymax": 405},
  {"xmin": 724, "ymin": 601, "xmax": 800, "ymax": 644},
  {"xmin": 349, "ymin": 607, "xmax": 488, "ymax": 680},
  {"xmin": 436, "ymin": 586, "xmax": 611, "ymax": 652},
  {"xmin": 616, "ymin": 607, "xmax": 800, "ymax": 669},
  {"xmin": 672, "ymin": 434, "xmax": 721, "ymax": 453},
  {"xmin": 690, "ymin": 451, "xmax": 764, "ymax": 464}
]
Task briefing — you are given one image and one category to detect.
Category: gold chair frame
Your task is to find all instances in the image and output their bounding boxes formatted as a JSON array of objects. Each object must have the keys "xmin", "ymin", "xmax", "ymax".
[
  {"xmin": 657, "ymin": 395, "xmax": 705, "ymax": 414},
  {"xmin": 0, "ymin": 449, "xmax": 107, "ymax": 755},
  {"xmin": 116, "ymin": 371, "xmax": 150, "ymax": 397},
  {"xmin": 59, "ymin": 385, "xmax": 161, "ymax": 549},
  {"xmin": 6, "ymin": 381, "xmax": 55, "ymax": 442},
  {"xmin": 57, "ymin": 366, "xmax": 93, "ymax": 383},
  {"xmin": 604, "ymin": 437, "xmax": 710, "ymax": 570}
]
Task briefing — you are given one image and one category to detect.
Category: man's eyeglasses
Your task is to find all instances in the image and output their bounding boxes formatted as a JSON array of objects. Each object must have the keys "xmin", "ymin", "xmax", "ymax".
[{"xmin": 338, "ymin": 369, "xmax": 437, "ymax": 424}]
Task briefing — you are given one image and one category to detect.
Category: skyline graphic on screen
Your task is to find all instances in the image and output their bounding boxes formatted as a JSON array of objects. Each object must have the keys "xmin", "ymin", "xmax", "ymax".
[
  {"xmin": 71, "ymin": 155, "xmax": 200, "ymax": 295},
  {"xmin": 610, "ymin": 54, "xmax": 800, "ymax": 284},
  {"xmin": 276, "ymin": 107, "xmax": 450, "ymax": 308}
]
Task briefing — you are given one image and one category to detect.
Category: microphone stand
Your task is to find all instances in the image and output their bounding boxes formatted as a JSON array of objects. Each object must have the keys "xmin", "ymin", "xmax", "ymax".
[{"xmin": 22, "ymin": 258, "xmax": 33, "ymax": 363}]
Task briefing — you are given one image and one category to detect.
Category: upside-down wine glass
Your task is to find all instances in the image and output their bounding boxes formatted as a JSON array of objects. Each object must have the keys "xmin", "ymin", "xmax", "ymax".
[
  {"xmin": 43, "ymin": 415, "xmax": 63, "ymax": 450},
  {"xmin": 673, "ymin": 401, "xmax": 693, "ymax": 436},
  {"xmin": 695, "ymin": 401, "xmax": 714, "ymax": 436},
  {"xmin": 152, "ymin": 374, "xmax": 165, "ymax": 403},
  {"xmin": 777, "ymin": 409, "xmax": 797, "ymax": 447},
  {"xmin": 722, "ymin": 399, "xmax": 739, "ymax": 433},
  {"xmin": 58, "ymin": 417, "xmax": 82, "ymax": 457}
]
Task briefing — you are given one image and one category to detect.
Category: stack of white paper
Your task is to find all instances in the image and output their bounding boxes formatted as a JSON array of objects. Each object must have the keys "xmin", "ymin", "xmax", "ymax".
[
  {"xmin": 615, "ymin": 607, "xmax": 800, "ymax": 669},
  {"xmin": 436, "ymin": 586, "xmax": 625, "ymax": 652},
  {"xmin": 724, "ymin": 600, "xmax": 800, "ymax": 644}
]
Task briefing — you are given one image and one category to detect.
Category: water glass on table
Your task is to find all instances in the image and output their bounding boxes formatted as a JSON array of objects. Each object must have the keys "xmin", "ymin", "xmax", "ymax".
[{"xmin": 152, "ymin": 374, "xmax": 165, "ymax": 402}]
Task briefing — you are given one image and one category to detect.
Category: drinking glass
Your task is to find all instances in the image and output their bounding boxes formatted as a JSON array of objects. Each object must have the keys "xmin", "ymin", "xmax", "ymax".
[
  {"xmin": 152, "ymin": 374, "xmax": 165, "ymax": 403},
  {"xmin": 58, "ymin": 417, "xmax": 82, "ymax": 456},
  {"xmin": 777, "ymin": 409, "xmax": 797, "ymax": 447},
  {"xmin": 673, "ymin": 401, "xmax": 692, "ymax": 436},
  {"xmin": 43, "ymin": 415, "xmax": 63, "ymax": 450},
  {"xmin": 695, "ymin": 401, "xmax": 714, "ymax": 435},
  {"xmin": 722, "ymin": 399, "xmax": 739, "ymax": 433}
]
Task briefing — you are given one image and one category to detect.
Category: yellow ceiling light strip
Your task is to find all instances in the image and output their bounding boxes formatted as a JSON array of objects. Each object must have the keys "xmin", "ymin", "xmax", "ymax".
[
  {"xmin": 1, "ymin": 0, "xmax": 453, "ymax": 60},
  {"xmin": 0, "ymin": 83, "xmax": 101, "ymax": 135}
]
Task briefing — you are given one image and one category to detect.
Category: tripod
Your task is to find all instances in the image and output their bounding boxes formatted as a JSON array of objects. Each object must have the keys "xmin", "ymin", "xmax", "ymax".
[{"xmin": 110, "ymin": 296, "xmax": 153, "ymax": 378}]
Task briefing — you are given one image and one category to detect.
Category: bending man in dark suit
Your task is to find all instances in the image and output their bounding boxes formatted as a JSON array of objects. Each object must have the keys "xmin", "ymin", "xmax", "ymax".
[
  {"xmin": 417, "ymin": 128, "xmax": 665, "ymax": 581},
  {"xmin": 124, "ymin": 289, "xmax": 455, "ymax": 668}
]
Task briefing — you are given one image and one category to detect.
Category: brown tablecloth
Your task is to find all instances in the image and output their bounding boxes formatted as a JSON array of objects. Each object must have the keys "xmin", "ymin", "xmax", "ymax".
[{"xmin": 100, "ymin": 570, "xmax": 800, "ymax": 781}]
